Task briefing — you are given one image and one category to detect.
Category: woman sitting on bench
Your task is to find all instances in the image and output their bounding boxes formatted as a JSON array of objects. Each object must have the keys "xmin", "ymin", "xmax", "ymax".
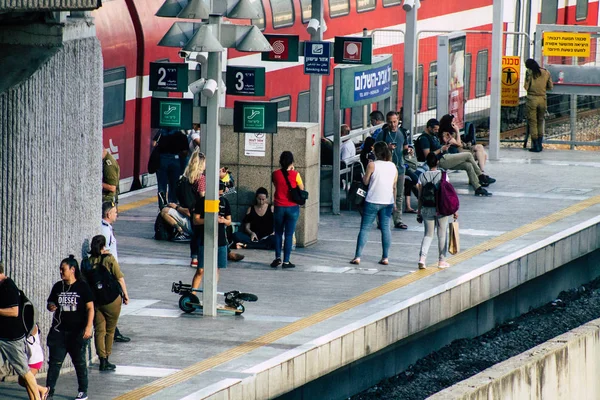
[
  {"xmin": 232, "ymin": 187, "xmax": 276, "ymax": 250},
  {"xmin": 439, "ymin": 114, "xmax": 488, "ymax": 172}
]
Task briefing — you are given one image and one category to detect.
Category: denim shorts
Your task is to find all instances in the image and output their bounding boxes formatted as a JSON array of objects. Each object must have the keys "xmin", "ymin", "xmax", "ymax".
[{"xmin": 197, "ymin": 245, "xmax": 228, "ymax": 269}]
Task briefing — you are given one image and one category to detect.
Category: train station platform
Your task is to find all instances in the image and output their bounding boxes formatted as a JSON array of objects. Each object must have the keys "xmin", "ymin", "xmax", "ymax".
[{"xmin": 3, "ymin": 148, "xmax": 600, "ymax": 400}]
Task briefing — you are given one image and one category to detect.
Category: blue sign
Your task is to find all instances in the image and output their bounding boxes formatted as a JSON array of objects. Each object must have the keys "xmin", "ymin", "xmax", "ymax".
[
  {"xmin": 304, "ymin": 41, "xmax": 331, "ymax": 75},
  {"xmin": 353, "ymin": 63, "xmax": 392, "ymax": 102}
]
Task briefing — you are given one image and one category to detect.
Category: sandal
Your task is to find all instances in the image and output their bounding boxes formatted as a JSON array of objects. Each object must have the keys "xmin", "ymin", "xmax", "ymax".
[
  {"xmin": 405, "ymin": 209, "xmax": 417, "ymax": 214},
  {"xmin": 235, "ymin": 242, "xmax": 247, "ymax": 249},
  {"xmin": 394, "ymin": 222, "xmax": 408, "ymax": 229},
  {"xmin": 378, "ymin": 258, "xmax": 389, "ymax": 265},
  {"xmin": 350, "ymin": 258, "xmax": 360, "ymax": 265}
]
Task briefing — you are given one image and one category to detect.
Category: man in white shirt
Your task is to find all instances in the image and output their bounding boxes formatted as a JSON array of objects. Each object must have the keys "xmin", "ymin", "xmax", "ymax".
[
  {"xmin": 101, "ymin": 202, "xmax": 130, "ymax": 343},
  {"xmin": 340, "ymin": 124, "xmax": 356, "ymax": 162},
  {"xmin": 188, "ymin": 123, "xmax": 201, "ymax": 153}
]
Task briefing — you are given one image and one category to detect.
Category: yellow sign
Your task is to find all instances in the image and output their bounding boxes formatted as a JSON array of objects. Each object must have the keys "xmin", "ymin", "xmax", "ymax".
[
  {"xmin": 543, "ymin": 32, "xmax": 591, "ymax": 57},
  {"xmin": 501, "ymin": 56, "xmax": 520, "ymax": 107}
]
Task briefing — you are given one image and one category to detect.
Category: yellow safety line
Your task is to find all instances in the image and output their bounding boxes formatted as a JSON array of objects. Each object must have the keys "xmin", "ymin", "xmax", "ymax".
[
  {"xmin": 118, "ymin": 196, "xmax": 158, "ymax": 213},
  {"xmin": 114, "ymin": 194, "xmax": 600, "ymax": 400}
]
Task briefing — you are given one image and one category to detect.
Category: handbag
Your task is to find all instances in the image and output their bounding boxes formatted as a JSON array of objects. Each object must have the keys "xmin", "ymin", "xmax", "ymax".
[
  {"xmin": 348, "ymin": 181, "xmax": 368, "ymax": 206},
  {"xmin": 282, "ymin": 170, "xmax": 308, "ymax": 206},
  {"xmin": 148, "ymin": 133, "xmax": 162, "ymax": 174},
  {"xmin": 448, "ymin": 220, "xmax": 460, "ymax": 255}
]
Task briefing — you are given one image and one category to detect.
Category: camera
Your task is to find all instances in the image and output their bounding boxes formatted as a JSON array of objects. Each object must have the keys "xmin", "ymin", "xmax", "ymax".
[{"xmin": 178, "ymin": 50, "xmax": 190, "ymax": 59}]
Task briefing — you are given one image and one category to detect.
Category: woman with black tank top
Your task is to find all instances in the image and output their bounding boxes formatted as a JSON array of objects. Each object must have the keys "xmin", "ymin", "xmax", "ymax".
[{"xmin": 232, "ymin": 187, "xmax": 276, "ymax": 250}]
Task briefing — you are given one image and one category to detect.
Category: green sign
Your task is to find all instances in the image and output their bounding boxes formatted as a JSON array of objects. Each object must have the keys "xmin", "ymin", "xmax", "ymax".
[
  {"xmin": 226, "ymin": 66, "xmax": 266, "ymax": 96},
  {"xmin": 151, "ymin": 98, "xmax": 193, "ymax": 129},
  {"xmin": 149, "ymin": 62, "xmax": 189, "ymax": 92},
  {"xmin": 233, "ymin": 101, "xmax": 278, "ymax": 133},
  {"xmin": 335, "ymin": 55, "xmax": 393, "ymax": 109},
  {"xmin": 333, "ymin": 36, "xmax": 373, "ymax": 65}
]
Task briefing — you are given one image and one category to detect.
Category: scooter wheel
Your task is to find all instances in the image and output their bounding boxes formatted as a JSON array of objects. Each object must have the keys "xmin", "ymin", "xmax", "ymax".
[
  {"xmin": 236, "ymin": 304, "xmax": 245, "ymax": 314},
  {"xmin": 179, "ymin": 294, "xmax": 199, "ymax": 313}
]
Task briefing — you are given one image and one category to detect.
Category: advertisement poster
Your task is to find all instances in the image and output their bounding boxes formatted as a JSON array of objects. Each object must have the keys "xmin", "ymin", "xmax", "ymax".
[
  {"xmin": 448, "ymin": 36, "xmax": 466, "ymax": 129},
  {"xmin": 244, "ymin": 133, "xmax": 266, "ymax": 157}
]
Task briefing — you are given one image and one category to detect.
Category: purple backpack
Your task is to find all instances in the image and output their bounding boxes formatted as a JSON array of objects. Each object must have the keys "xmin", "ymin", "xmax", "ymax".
[{"xmin": 437, "ymin": 171, "xmax": 460, "ymax": 216}]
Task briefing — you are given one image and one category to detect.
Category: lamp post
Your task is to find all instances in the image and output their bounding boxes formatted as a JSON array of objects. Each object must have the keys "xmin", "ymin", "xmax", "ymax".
[{"xmin": 489, "ymin": 0, "xmax": 503, "ymax": 160}]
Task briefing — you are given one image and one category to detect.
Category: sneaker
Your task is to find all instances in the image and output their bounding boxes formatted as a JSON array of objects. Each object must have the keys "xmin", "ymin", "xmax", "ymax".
[
  {"xmin": 270, "ymin": 258, "xmax": 282, "ymax": 268},
  {"xmin": 438, "ymin": 261, "xmax": 450, "ymax": 269},
  {"xmin": 478, "ymin": 175, "xmax": 490, "ymax": 187},
  {"xmin": 228, "ymin": 252, "xmax": 245, "ymax": 262},
  {"xmin": 282, "ymin": 262, "xmax": 296, "ymax": 269},
  {"xmin": 484, "ymin": 175, "xmax": 496, "ymax": 184},
  {"xmin": 474, "ymin": 187, "xmax": 492, "ymax": 197},
  {"xmin": 418, "ymin": 256, "xmax": 427, "ymax": 269},
  {"xmin": 172, "ymin": 232, "xmax": 191, "ymax": 242},
  {"xmin": 114, "ymin": 333, "xmax": 131, "ymax": 343},
  {"xmin": 190, "ymin": 258, "xmax": 198, "ymax": 269},
  {"xmin": 74, "ymin": 392, "xmax": 88, "ymax": 400}
]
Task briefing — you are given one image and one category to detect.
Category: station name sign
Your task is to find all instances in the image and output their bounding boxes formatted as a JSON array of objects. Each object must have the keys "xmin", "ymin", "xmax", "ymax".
[
  {"xmin": 335, "ymin": 55, "xmax": 392, "ymax": 109},
  {"xmin": 353, "ymin": 63, "xmax": 392, "ymax": 101}
]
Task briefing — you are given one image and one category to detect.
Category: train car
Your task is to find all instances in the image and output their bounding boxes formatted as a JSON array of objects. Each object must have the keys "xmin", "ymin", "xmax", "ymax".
[{"xmin": 94, "ymin": 0, "xmax": 599, "ymax": 193}]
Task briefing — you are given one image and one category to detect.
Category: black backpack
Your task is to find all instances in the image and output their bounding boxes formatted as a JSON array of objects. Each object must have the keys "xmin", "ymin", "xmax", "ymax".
[
  {"xmin": 2, "ymin": 278, "xmax": 37, "ymax": 338},
  {"xmin": 176, "ymin": 176, "xmax": 196, "ymax": 210},
  {"xmin": 421, "ymin": 173, "xmax": 438, "ymax": 208},
  {"xmin": 84, "ymin": 255, "xmax": 121, "ymax": 306},
  {"xmin": 154, "ymin": 213, "xmax": 175, "ymax": 241}
]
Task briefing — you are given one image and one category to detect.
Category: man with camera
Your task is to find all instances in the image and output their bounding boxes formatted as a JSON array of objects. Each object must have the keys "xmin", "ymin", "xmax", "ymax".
[{"xmin": 375, "ymin": 111, "xmax": 410, "ymax": 229}]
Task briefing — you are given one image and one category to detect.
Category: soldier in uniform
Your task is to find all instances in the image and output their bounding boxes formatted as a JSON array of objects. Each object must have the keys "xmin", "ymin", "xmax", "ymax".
[
  {"xmin": 524, "ymin": 59, "xmax": 553, "ymax": 153},
  {"xmin": 102, "ymin": 149, "xmax": 120, "ymax": 203}
]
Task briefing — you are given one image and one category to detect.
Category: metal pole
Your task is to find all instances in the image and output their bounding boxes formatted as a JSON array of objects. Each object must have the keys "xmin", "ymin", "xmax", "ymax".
[
  {"xmin": 203, "ymin": 14, "xmax": 222, "ymax": 317},
  {"xmin": 309, "ymin": 0, "xmax": 324, "ymax": 124},
  {"xmin": 362, "ymin": 28, "xmax": 369, "ymax": 130},
  {"xmin": 332, "ymin": 108, "xmax": 342, "ymax": 215},
  {"xmin": 488, "ymin": 0, "xmax": 503, "ymax": 160},
  {"xmin": 570, "ymin": 94, "xmax": 577, "ymax": 150},
  {"xmin": 403, "ymin": 6, "xmax": 417, "ymax": 138}
]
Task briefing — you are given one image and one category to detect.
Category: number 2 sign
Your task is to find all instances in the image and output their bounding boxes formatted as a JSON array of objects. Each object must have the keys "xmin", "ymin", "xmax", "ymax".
[
  {"xmin": 225, "ymin": 66, "xmax": 265, "ymax": 96},
  {"xmin": 149, "ymin": 62, "xmax": 188, "ymax": 92}
]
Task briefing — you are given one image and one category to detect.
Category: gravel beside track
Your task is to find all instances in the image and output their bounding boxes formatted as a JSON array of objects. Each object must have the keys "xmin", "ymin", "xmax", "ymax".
[{"xmin": 351, "ymin": 276, "xmax": 600, "ymax": 400}]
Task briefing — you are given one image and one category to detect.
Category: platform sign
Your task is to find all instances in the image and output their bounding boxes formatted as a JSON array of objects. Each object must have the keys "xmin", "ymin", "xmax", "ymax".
[
  {"xmin": 336, "ymin": 55, "xmax": 392, "ymax": 109},
  {"xmin": 233, "ymin": 101, "xmax": 278, "ymax": 134},
  {"xmin": 543, "ymin": 32, "xmax": 591, "ymax": 57},
  {"xmin": 333, "ymin": 37, "xmax": 372, "ymax": 65},
  {"xmin": 151, "ymin": 98, "xmax": 193, "ymax": 129},
  {"xmin": 149, "ymin": 62, "xmax": 188, "ymax": 92},
  {"xmin": 304, "ymin": 41, "xmax": 331, "ymax": 75},
  {"xmin": 501, "ymin": 56, "xmax": 521, "ymax": 107},
  {"xmin": 261, "ymin": 35, "xmax": 299, "ymax": 62},
  {"xmin": 226, "ymin": 66, "xmax": 265, "ymax": 96}
]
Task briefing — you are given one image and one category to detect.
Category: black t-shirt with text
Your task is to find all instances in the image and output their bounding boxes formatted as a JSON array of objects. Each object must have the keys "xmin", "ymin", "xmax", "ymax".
[
  {"xmin": 47, "ymin": 280, "xmax": 93, "ymax": 332},
  {"xmin": 0, "ymin": 278, "xmax": 25, "ymax": 341},
  {"xmin": 194, "ymin": 196, "xmax": 232, "ymax": 247}
]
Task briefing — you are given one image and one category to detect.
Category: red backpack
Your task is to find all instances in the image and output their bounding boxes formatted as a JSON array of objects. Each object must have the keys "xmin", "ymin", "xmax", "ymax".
[{"xmin": 437, "ymin": 171, "xmax": 460, "ymax": 216}]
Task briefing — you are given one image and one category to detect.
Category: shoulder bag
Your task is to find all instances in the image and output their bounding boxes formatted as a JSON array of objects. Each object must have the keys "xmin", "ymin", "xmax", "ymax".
[
  {"xmin": 282, "ymin": 170, "xmax": 308, "ymax": 206},
  {"xmin": 148, "ymin": 133, "xmax": 162, "ymax": 174}
]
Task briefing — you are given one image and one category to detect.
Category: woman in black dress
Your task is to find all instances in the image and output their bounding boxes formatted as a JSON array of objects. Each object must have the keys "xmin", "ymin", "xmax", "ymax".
[{"xmin": 232, "ymin": 187, "xmax": 276, "ymax": 250}]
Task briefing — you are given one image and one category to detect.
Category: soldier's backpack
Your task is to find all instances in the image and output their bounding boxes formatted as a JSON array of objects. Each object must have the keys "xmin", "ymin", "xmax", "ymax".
[
  {"xmin": 84, "ymin": 255, "xmax": 122, "ymax": 306},
  {"xmin": 421, "ymin": 172, "xmax": 439, "ymax": 208},
  {"xmin": 176, "ymin": 176, "xmax": 196, "ymax": 210}
]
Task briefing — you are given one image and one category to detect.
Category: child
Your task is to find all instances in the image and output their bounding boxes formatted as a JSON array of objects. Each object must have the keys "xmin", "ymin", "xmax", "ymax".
[{"xmin": 19, "ymin": 324, "xmax": 49, "ymax": 400}]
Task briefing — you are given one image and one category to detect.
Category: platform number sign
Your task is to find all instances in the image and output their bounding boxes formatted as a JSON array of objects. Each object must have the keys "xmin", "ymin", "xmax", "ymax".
[
  {"xmin": 226, "ymin": 67, "xmax": 265, "ymax": 96},
  {"xmin": 149, "ymin": 62, "xmax": 188, "ymax": 92}
]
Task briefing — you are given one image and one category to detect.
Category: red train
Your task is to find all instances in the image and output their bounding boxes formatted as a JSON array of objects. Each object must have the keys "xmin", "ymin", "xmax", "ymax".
[{"xmin": 93, "ymin": 0, "xmax": 599, "ymax": 192}]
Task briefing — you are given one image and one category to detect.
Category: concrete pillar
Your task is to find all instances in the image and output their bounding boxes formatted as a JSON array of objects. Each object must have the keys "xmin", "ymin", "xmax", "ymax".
[{"xmin": 0, "ymin": 18, "xmax": 103, "ymax": 371}]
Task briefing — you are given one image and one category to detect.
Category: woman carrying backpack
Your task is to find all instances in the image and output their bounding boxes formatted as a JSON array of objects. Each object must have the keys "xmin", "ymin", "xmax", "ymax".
[
  {"xmin": 85, "ymin": 235, "xmax": 129, "ymax": 371},
  {"xmin": 417, "ymin": 153, "xmax": 458, "ymax": 269}
]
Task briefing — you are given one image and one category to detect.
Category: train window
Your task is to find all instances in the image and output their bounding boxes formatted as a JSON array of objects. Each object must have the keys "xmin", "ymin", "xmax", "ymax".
[
  {"xmin": 576, "ymin": 0, "xmax": 588, "ymax": 21},
  {"xmin": 103, "ymin": 67, "xmax": 126, "ymax": 127},
  {"xmin": 270, "ymin": 0, "xmax": 294, "ymax": 29},
  {"xmin": 427, "ymin": 62, "xmax": 437, "ymax": 110},
  {"xmin": 383, "ymin": 0, "xmax": 401, "ymax": 6},
  {"xmin": 252, "ymin": 0, "xmax": 266, "ymax": 30},
  {"xmin": 300, "ymin": 0, "xmax": 311, "ymax": 23},
  {"xmin": 271, "ymin": 95, "xmax": 291, "ymax": 122},
  {"xmin": 297, "ymin": 91, "xmax": 310, "ymax": 122},
  {"xmin": 475, "ymin": 50, "xmax": 488, "ymax": 98},
  {"xmin": 329, "ymin": 0, "xmax": 350, "ymax": 17},
  {"xmin": 351, "ymin": 106, "xmax": 363, "ymax": 129},
  {"xmin": 324, "ymin": 85, "xmax": 334, "ymax": 135},
  {"xmin": 391, "ymin": 70, "xmax": 399, "ymax": 111},
  {"xmin": 357, "ymin": 0, "xmax": 376, "ymax": 13},
  {"xmin": 464, "ymin": 53, "xmax": 472, "ymax": 99},
  {"xmin": 540, "ymin": 0, "xmax": 558, "ymax": 24},
  {"xmin": 416, "ymin": 64, "xmax": 423, "ymax": 111}
]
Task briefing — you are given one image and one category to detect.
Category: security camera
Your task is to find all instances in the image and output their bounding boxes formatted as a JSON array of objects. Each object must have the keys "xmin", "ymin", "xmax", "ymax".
[
  {"xmin": 189, "ymin": 78, "xmax": 206, "ymax": 95},
  {"xmin": 202, "ymin": 79, "xmax": 218, "ymax": 98},
  {"xmin": 178, "ymin": 50, "xmax": 190, "ymax": 59},
  {"xmin": 219, "ymin": 79, "xmax": 227, "ymax": 94},
  {"xmin": 402, "ymin": 0, "xmax": 415, "ymax": 11},
  {"xmin": 306, "ymin": 18, "xmax": 320, "ymax": 35},
  {"xmin": 195, "ymin": 52, "xmax": 208, "ymax": 64}
]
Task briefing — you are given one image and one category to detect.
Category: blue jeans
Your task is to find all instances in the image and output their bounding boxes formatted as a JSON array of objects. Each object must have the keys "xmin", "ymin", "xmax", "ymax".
[
  {"xmin": 354, "ymin": 202, "xmax": 393, "ymax": 259},
  {"xmin": 273, "ymin": 205, "xmax": 300, "ymax": 263},
  {"xmin": 157, "ymin": 154, "xmax": 182, "ymax": 204},
  {"xmin": 232, "ymin": 231, "xmax": 276, "ymax": 250}
]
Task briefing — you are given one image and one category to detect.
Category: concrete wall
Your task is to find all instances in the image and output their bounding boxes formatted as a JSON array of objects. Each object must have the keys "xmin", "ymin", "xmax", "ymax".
[
  {"xmin": 0, "ymin": 19, "xmax": 103, "ymax": 374},
  {"xmin": 220, "ymin": 122, "xmax": 320, "ymax": 247},
  {"xmin": 430, "ymin": 317, "xmax": 600, "ymax": 400}
]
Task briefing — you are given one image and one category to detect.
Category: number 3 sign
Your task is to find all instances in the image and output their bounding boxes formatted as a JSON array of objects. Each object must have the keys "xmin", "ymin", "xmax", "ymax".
[{"xmin": 226, "ymin": 66, "xmax": 265, "ymax": 96}]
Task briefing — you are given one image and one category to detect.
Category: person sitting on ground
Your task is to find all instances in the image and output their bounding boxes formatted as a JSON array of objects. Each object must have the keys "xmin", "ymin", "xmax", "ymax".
[
  {"xmin": 159, "ymin": 202, "xmax": 192, "ymax": 242},
  {"xmin": 417, "ymin": 118, "xmax": 494, "ymax": 197},
  {"xmin": 232, "ymin": 187, "xmax": 276, "ymax": 250},
  {"xmin": 220, "ymin": 167, "xmax": 236, "ymax": 195},
  {"xmin": 191, "ymin": 182, "xmax": 231, "ymax": 295},
  {"xmin": 438, "ymin": 114, "xmax": 488, "ymax": 172}
]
